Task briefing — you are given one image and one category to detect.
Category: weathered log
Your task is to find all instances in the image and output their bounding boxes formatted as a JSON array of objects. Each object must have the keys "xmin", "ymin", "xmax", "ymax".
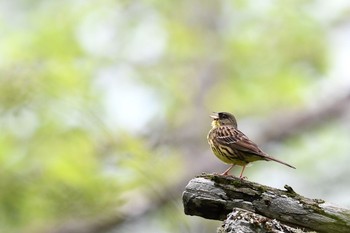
[
  {"xmin": 182, "ymin": 174, "xmax": 350, "ymax": 233},
  {"xmin": 217, "ymin": 208, "xmax": 310, "ymax": 233}
]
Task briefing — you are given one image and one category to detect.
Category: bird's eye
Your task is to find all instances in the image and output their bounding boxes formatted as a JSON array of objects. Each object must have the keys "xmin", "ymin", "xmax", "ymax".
[{"xmin": 220, "ymin": 113, "xmax": 226, "ymax": 119}]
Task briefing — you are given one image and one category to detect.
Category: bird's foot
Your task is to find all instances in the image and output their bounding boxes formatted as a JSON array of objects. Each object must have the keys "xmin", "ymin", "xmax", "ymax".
[
  {"xmin": 220, "ymin": 171, "xmax": 229, "ymax": 176},
  {"xmin": 218, "ymin": 172, "xmax": 236, "ymax": 178},
  {"xmin": 213, "ymin": 172, "xmax": 232, "ymax": 176}
]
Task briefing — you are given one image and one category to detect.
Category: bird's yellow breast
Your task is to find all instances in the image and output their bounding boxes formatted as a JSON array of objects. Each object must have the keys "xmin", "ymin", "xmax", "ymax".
[{"xmin": 207, "ymin": 128, "xmax": 248, "ymax": 166}]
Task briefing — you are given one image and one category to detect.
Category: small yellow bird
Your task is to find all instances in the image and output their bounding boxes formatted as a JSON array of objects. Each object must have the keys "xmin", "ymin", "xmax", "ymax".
[{"xmin": 207, "ymin": 112, "xmax": 295, "ymax": 178}]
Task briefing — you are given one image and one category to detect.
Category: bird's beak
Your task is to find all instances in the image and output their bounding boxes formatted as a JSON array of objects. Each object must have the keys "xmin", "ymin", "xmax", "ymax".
[{"xmin": 209, "ymin": 112, "xmax": 219, "ymax": 119}]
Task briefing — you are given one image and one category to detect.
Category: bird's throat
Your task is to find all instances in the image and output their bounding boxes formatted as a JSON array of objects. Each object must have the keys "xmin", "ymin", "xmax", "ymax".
[{"xmin": 211, "ymin": 120, "xmax": 220, "ymax": 128}]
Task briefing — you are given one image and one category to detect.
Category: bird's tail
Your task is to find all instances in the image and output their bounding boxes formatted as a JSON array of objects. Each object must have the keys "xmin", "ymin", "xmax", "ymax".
[{"xmin": 265, "ymin": 156, "xmax": 296, "ymax": 169}]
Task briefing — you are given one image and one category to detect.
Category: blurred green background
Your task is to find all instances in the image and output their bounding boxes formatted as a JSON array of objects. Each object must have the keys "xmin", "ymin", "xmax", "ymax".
[{"xmin": 1, "ymin": 0, "xmax": 350, "ymax": 232}]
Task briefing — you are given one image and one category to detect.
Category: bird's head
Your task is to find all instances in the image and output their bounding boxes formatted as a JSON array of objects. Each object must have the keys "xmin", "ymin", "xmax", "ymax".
[{"xmin": 210, "ymin": 112, "xmax": 238, "ymax": 128}]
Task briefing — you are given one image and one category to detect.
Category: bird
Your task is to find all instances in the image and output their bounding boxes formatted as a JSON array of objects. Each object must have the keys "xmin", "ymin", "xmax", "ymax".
[{"xmin": 207, "ymin": 112, "xmax": 295, "ymax": 178}]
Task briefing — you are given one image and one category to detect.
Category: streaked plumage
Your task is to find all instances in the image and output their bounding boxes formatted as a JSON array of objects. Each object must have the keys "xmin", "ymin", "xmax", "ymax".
[{"xmin": 207, "ymin": 112, "xmax": 295, "ymax": 178}]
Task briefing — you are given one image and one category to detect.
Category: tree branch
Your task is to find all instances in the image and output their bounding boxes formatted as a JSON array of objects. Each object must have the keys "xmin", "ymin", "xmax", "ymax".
[
  {"xmin": 217, "ymin": 208, "xmax": 310, "ymax": 233},
  {"xmin": 182, "ymin": 174, "xmax": 350, "ymax": 233}
]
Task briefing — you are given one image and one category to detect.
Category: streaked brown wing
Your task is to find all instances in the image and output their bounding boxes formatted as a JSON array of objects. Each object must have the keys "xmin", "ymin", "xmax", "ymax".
[
  {"xmin": 216, "ymin": 126, "xmax": 267, "ymax": 158},
  {"xmin": 213, "ymin": 126, "xmax": 295, "ymax": 168}
]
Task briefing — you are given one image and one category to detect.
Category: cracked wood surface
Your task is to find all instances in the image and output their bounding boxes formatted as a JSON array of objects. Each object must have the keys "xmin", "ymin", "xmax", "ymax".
[
  {"xmin": 182, "ymin": 174, "xmax": 350, "ymax": 233},
  {"xmin": 217, "ymin": 208, "xmax": 309, "ymax": 233}
]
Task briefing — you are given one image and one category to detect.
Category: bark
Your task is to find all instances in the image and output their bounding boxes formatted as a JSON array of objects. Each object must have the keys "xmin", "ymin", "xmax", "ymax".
[
  {"xmin": 182, "ymin": 174, "xmax": 350, "ymax": 233},
  {"xmin": 217, "ymin": 208, "xmax": 312, "ymax": 233}
]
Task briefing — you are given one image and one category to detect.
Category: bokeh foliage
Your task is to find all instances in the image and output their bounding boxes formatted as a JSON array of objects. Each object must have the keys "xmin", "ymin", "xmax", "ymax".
[{"xmin": 1, "ymin": 0, "xmax": 347, "ymax": 232}]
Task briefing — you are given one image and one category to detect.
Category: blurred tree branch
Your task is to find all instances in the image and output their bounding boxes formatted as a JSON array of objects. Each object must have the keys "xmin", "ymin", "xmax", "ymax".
[
  {"xmin": 261, "ymin": 92, "xmax": 350, "ymax": 143},
  {"xmin": 176, "ymin": 91, "xmax": 350, "ymax": 148},
  {"xmin": 183, "ymin": 174, "xmax": 350, "ymax": 233}
]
